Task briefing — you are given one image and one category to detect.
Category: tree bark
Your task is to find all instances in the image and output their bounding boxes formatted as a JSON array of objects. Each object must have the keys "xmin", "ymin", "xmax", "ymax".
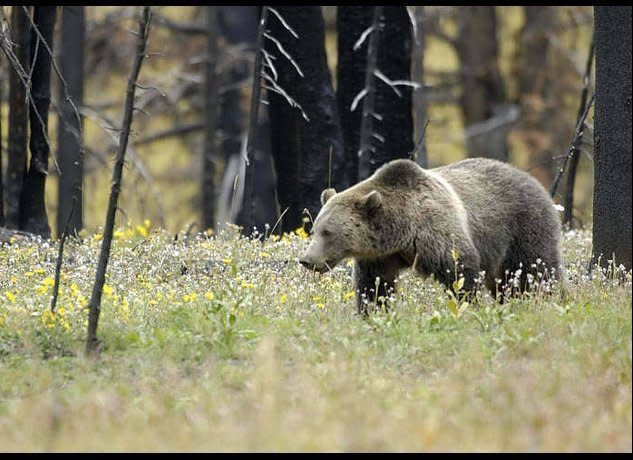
[
  {"xmin": 0, "ymin": 64, "xmax": 3, "ymax": 227},
  {"xmin": 57, "ymin": 5, "xmax": 85, "ymax": 236},
  {"xmin": 266, "ymin": 6, "xmax": 345, "ymax": 232},
  {"xmin": 337, "ymin": 6, "xmax": 414, "ymax": 183},
  {"xmin": 6, "ymin": 5, "xmax": 30, "ymax": 230},
  {"xmin": 592, "ymin": 6, "xmax": 632, "ymax": 271},
  {"xmin": 412, "ymin": 5, "xmax": 427, "ymax": 168},
  {"xmin": 19, "ymin": 6, "xmax": 56, "ymax": 238},
  {"xmin": 455, "ymin": 6, "xmax": 508, "ymax": 161},
  {"xmin": 86, "ymin": 6, "xmax": 152, "ymax": 355},
  {"xmin": 201, "ymin": 6, "xmax": 219, "ymax": 231},
  {"xmin": 357, "ymin": 6, "xmax": 383, "ymax": 181},
  {"xmin": 516, "ymin": 6, "xmax": 559, "ymax": 187}
]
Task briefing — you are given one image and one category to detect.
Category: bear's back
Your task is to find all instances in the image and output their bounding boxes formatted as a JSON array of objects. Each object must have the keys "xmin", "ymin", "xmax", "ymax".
[{"xmin": 433, "ymin": 157, "xmax": 561, "ymax": 273}]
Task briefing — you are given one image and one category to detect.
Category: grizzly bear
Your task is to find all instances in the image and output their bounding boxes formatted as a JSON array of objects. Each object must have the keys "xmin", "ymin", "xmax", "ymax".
[{"xmin": 299, "ymin": 158, "xmax": 564, "ymax": 313}]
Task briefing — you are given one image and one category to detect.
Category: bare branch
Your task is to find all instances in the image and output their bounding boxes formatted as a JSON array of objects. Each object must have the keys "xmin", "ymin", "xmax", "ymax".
[
  {"xmin": 406, "ymin": 6, "xmax": 417, "ymax": 42},
  {"xmin": 353, "ymin": 25, "xmax": 374, "ymax": 51},
  {"xmin": 263, "ymin": 31, "xmax": 304, "ymax": 77},
  {"xmin": 550, "ymin": 92, "xmax": 595, "ymax": 198},
  {"xmin": 350, "ymin": 88, "xmax": 367, "ymax": 112},
  {"xmin": 564, "ymin": 34, "xmax": 595, "ymax": 227},
  {"xmin": 134, "ymin": 122, "xmax": 203, "ymax": 146},
  {"xmin": 261, "ymin": 48, "xmax": 278, "ymax": 81},
  {"xmin": 267, "ymin": 7, "xmax": 298, "ymax": 39}
]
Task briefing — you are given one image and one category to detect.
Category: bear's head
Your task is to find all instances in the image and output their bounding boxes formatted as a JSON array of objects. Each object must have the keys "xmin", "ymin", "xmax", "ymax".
[{"xmin": 299, "ymin": 186, "xmax": 385, "ymax": 273}]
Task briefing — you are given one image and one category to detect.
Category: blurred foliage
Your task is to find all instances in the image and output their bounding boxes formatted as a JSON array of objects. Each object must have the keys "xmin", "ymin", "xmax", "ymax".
[{"xmin": 0, "ymin": 6, "xmax": 594, "ymax": 235}]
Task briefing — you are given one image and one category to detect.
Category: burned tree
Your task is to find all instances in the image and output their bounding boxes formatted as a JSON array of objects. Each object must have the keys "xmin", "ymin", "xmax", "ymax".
[
  {"xmin": 455, "ymin": 6, "xmax": 510, "ymax": 161},
  {"xmin": 412, "ymin": 5, "xmax": 427, "ymax": 168},
  {"xmin": 201, "ymin": 6, "xmax": 219, "ymax": 231},
  {"xmin": 5, "ymin": 5, "xmax": 30, "ymax": 230},
  {"xmin": 592, "ymin": 5, "xmax": 632, "ymax": 271},
  {"xmin": 337, "ymin": 6, "xmax": 414, "ymax": 183},
  {"xmin": 86, "ymin": 6, "xmax": 152, "ymax": 355},
  {"xmin": 516, "ymin": 6, "xmax": 560, "ymax": 186},
  {"xmin": 57, "ymin": 5, "xmax": 85, "ymax": 236},
  {"xmin": 264, "ymin": 6, "xmax": 346, "ymax": 232},
  {"xmin": 19, "ymin": 6, "xmax": 57, "ymax": 238}
]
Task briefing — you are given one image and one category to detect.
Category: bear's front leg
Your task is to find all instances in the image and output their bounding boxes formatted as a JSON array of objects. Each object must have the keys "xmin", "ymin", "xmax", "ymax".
[{"xmin": 353, "ymin": 255, "xmax": 404, "ymax": 316}]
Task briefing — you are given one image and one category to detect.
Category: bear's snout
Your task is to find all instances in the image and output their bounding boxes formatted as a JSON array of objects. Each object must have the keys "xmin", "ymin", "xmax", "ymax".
[
  {"xmin": 299, "ymin": 257, "xmax": 326, "ymax": 273},
  {"xmin": 299, "ymin": 253, "xmax": 331, "ymax": 273}
]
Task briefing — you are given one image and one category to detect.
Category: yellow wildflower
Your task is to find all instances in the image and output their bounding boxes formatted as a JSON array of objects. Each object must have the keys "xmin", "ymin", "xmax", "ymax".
[
  {"xmin": 103, "ymin": 284, "xmax": 114, "ymax": 298},
  {"xmin": 204, "ymin": 291, "xmax": 215, "ymax": 301},
  {"xmin": 5, "ymin": 291, "xmax": 16, "ymax": 303},
  {"xmin": 280, "ymin": 294, "xmax": 288, "ymax": 304},
  {"xmin": 136, "ymin": 225, "xmax": 148, "ymax": 238},
  {"xmin": 294, "ymin": 227, "xmax": 309, "ymax": 239},
  {"xmin": 343, "ymin": 291, "xmax": 355, "ymax": 301},
  {"xmin": 183, "ymin": 293, "xmax": 197, "ymax": 303}
]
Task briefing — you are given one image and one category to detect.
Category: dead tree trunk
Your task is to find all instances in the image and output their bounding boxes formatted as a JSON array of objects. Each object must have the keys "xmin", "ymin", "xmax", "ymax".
[
  {"xmin": 455, "ymin": 6, "xmax": 509, "ymax": 161},
  {"xmin": 19, "ymin": 5, "xmax": 56, "ymax": 238},
  {"xmin": 516, "ymin": 6, "xmax": 560, "ymax": 187},
  {"xmin": 412, "ymin": 5, "xmax": 427, "ymax": 168},
  {"xmin": 0, "ymin": 68, "xmax": 3, "ymax": 227},
  {"xmin": 86, "ymin": 6, "xmax": 152, "ymax": 355},
  {"xmin": 57, "ymin": 5, "xmax": 85, "ymax": 236},
  {"xmin": 201, "ymin": 6, "xmax": 219, "ymax": 232},
  {"xmin": 337, "ymin": 6, "xmax": 414, "ymax": 183},
  {"xmin": 592, "ymin": 5, "xmax": 632, "ymax": 271},
  {"xmin": 6, "ymin": 5, "xmax": 30, "ymax": 230},
  {"xmin": 265, "ymin": 6, "xmax": 345, "ymax": 232}
]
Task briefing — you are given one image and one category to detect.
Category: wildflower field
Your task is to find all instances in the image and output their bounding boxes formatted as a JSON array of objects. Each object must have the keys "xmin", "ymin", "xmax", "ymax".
[{"xmin": 0, "ymin": 225, "xmax": 631, "ymax": 452}]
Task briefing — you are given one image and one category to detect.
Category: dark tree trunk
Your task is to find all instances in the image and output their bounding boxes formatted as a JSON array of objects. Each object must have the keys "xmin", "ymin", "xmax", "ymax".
[
  {"xmin": 337, "ymin": 6, "xmax": 414, "ymax": 183},
  {"xmin": 6, "ymin": 5, "xmax": 30, "ymax": 230},
  {"xmin": 19, "ymin": 6, "xmax": 56, "ymax": 238},
  {"xmin": 592, "ymin": 6, "xmax": 632, "ymax": 270},
  {"xmin": 516, "ymin": 6, "xmax": 559, "ymax": 187},
  {"xmin": 455, "ymin": 6, "xmax": 508, "ymax": 161},
  {"xmin": 412, "ymin": 5, "xmax": 427, "ymax": 168},
  {"xmin": 215, "ymin": 6, "xmax": 278, "ymax": 234},
  {"xmin": 57, "ymin": 5, "xmax": 84, "ymax": 237},
  {"xmin": 201, "ymin": 6, "xmax": 219, "ymax": 231},
  {"xmin": 266, "ymin": 6, "xmax": 345, "ymax": 232},
  {"xmin": 0, "ymin": 69, "xmax": 3, "ymax": 227}
]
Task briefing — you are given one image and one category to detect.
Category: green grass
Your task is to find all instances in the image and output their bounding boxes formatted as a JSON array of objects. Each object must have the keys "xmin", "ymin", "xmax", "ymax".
[{"xmin": 0, "ymin": 227, "xmax": 631, "ymax": 452}]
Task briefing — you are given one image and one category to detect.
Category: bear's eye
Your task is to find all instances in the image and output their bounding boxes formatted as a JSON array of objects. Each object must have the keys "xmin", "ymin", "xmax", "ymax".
[{"xmin": 321, "ymin": 229, "xmax": 332, "ymax": 238}]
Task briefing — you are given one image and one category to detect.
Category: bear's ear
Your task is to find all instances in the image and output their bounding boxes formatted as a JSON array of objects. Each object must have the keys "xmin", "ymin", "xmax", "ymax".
[
  {"xmin": 321, "ymin": 188, "xmax": 337, "ymax": 206},
  {"xmin": 361, "ymin": 190, "xmax": 382, "ymax": 214}
]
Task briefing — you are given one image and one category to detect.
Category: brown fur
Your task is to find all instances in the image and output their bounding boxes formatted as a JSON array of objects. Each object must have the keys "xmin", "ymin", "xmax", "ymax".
[{"xmin": 300, "ymin": 158, "xmax": 564, "ymax": 314}]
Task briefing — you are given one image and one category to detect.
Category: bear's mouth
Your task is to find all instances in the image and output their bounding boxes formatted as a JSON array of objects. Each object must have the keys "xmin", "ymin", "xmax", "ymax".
[{"xmin": 300, "ymin": 259, "xmax": 334, "ymax": 273}]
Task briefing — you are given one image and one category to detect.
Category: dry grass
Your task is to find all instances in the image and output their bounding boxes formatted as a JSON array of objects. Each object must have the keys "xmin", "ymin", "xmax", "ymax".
[{"xmin": 0, "ymin": 227, "xmax": 631, "ymax": 452}]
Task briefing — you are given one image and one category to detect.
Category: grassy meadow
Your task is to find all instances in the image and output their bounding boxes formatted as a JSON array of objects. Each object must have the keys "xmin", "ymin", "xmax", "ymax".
[{"xmin": 0, "ymin": 225, "xmax": 630, "ymax": 452}]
